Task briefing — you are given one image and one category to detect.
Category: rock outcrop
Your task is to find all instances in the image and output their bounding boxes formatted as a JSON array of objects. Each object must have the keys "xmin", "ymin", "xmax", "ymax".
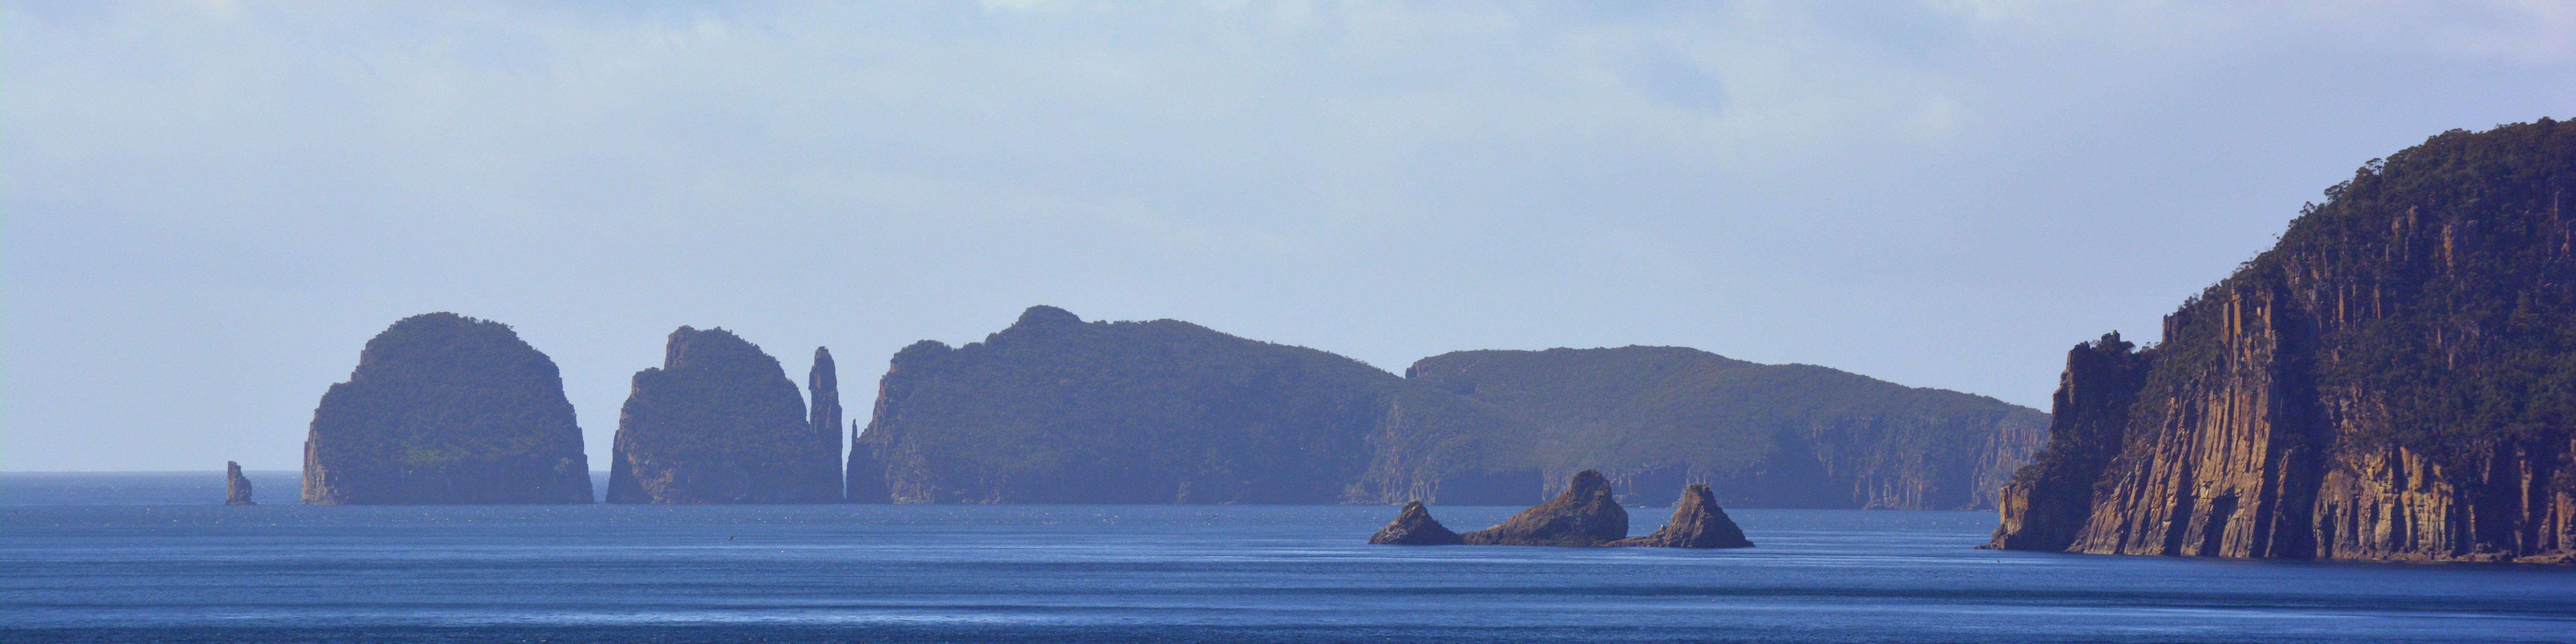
[
  {"xmin": 1610, "ymin": 483, "xmax": 1752, "ymax": 548},
  {"xmin": 301, "ymin": 313, "xmax": 593, "ymax": 504},
  {"xmin": 1988, "ymin": 120, "xmax": 2576, "ymax": 563},
  {"xmin": 1460, "ymin": 470, "xmax": 1630, "ymax": 546},
  {"xmin": 224, "ymin": 462, "xmax": 255, "ymax": 506},
  {"xmin": 1367, "ymin": 501, "xmax": 1465, "ymax": 545},
  {"xmin": 1369, "ymin": 346, "xmax": 2050, "ymax": 509},
  {"xmin": 606, "ymin": 327, "xmax": 840, "ymax": 504},
  {"xmin": 809, "ymin": 347, "xmax": 844, "ymax": 500},
  {"xmin": 1369, "ymin": 478, "xmax": 1759, "ymax": 548}
]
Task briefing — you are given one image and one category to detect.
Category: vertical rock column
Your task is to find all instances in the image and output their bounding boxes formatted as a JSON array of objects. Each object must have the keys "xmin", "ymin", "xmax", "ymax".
[
  {"xmin": 225, "ymin": 462, "xmax": 256, "ymax": 506},
  {"xmin": 809, "ymin": 347, "xmax": 844, "ymax": 501},
  {"xmin": 1987, "ymin": 334, "xmax": 2151, "ymax": 551}
]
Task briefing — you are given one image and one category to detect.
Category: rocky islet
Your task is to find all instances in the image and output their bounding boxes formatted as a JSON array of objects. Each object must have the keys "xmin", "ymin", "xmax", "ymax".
[
  {"xmin": 1371, "ymin": 471, "xmax": 1754, "ymax": 548},
  {"xmin": 224, "ymin": 461, "xmax": 255, "ymax": 506},
  {"xmin": 606, "ymin": 327, "xmax": 842, "ymax": 504},
  {"xmin": 300, "ymin": 313, "xmax": 593, "ymax": 505}
]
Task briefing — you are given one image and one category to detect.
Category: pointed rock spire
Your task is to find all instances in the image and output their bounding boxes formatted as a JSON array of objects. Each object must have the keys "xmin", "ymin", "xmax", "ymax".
[
  {"xmin": 1612, "ymin": 483, "xmax": 1752, "ymax": 548},
  {"xmin": 809, "ymin": 346, "xmax": 842, "ymax": 485}
]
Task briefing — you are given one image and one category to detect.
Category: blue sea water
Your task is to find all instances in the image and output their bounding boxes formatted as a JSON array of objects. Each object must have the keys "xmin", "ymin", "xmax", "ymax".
[{"xmin": 2, "ymin": 472, "xmax": 2570, "ymax": 644}]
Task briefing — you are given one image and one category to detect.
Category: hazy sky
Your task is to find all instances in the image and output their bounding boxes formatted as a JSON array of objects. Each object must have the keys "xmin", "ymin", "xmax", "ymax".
[{"xmin": 7, "ymin": 1, "xmax": 2571, "ymax": 471}]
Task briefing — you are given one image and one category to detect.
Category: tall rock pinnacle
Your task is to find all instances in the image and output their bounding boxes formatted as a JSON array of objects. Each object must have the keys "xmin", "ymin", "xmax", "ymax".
[
  {"xmin": 809, "ymin": 346, "xmax": 843, "ymax": 499},
  {"xmin": 224, "ymin": 462, "xmax": 255, "ymax": 506}
]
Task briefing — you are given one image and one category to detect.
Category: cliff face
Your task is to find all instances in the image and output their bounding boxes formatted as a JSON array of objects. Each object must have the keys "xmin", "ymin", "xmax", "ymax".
[
  {"xmin": 1385, "ymin": 347, "xmax": 2050, "ymax": 509},
  {"xmin": 851, "ymin": 306, "xmax": 1420, "ymax": 504},
  {"xmin": 606, "ymin": 327, "xmax": 840, "ymax": 504},
  {"xmin": 225, "ymin": 462, "xmax": 255, "ymax": 506},
  {"xmin": 301, "ymin": 313, "xmax": 593, "ymax": 504},
  {"xmin": 1990, "ymin": 120, "xmax": 2576, "ymax": 563}
]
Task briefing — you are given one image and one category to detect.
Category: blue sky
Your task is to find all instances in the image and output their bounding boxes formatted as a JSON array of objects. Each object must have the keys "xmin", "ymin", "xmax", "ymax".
[{"xmin": 7, "ymin": 1, "xmax": 2572, "ymax": 470}]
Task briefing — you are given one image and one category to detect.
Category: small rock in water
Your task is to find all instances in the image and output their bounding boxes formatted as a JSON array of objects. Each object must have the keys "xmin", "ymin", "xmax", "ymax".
[
  {"xmin": 1610, "ymin": 483, "xmax": 1751, "ymax": 548},
  {"xmin": 1459, "ymin": 470, "xmax": 1628, "ymax": 547},
  {"xmin": 1368, "ymin": 501, "xmax": 1463, "ymax": 545},
  {"xmin": 224, "ymin": 461, "xmax": 255, "ymax": 506}
]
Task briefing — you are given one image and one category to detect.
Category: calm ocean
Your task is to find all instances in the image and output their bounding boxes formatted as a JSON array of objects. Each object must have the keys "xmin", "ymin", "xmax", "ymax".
[{"xmin": 3, "ymin": 471, "xmax": 2569, "ymax": 643}]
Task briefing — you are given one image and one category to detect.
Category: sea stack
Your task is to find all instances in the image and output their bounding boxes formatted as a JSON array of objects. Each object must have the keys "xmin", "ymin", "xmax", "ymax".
[
  {"xmin": 1368, "ymin": 501, "xmax": 1465, "ymax": 545},
  {"xmin": 809, "ymin": 347, "xmax": 843, "ymax": 500},
  {"xmin": 1611, "ymin": 484, "xmax": 1752, "ymax": 548},
  {"xmin": 224, "ymin": 462, "xmax": 255, "ymax": 506},
  {"xmin": 301, "ymin": 313, "xmax": 593, "ymax": 504},
  {"xmin": 1460, "ymin": 470, "xmax": 1629, "ymax": 546},
  {"xmin": 1987, "ymin": 120, "xmax": 2576, "ymax": 563},
  {"xmin": 606, "ymin": 327, "xmax": 841, "ymax": 504}
]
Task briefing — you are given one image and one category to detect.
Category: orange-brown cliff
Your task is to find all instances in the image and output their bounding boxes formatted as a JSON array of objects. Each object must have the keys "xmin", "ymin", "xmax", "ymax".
[{"xmin": 1989, "ymin": 120, "xmax": 2576, "ymax": 563}]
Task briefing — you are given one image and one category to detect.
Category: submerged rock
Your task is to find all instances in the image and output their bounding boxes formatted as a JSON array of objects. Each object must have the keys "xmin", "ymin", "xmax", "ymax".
[
  {"xmin": 1611, "ymin": 484, "xmax": 1751, "ymax": 548},
  {"xmin": 301, "ymin": 313, "xmax": 593, "ymax": 504},
  {"xmin": 1368, "ymin": 501, "xmax": 1464, "ymax": 545},
  {"xmin": 1460, "ymin": 470, "xmax": 1628, "ymax": 546},
  {"xmin": 224, "ymin": 462, "xmax": 255, "ymax": 506}
]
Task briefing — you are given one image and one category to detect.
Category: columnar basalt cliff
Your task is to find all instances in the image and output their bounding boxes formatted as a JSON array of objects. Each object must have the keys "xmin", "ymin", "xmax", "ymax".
[
  {"xmin": 606, "ymin": 327, "xmax": 840, "ymax": 504},
  {"xmin": 1610, "ymin": 483, "xmax": 1753, "ymax": 548},
  {"xmin": 809, "ymin": 347, "xmax": 844, "ymax": 499},
  {"xmin": 225, "ymin": 462, "xmax": 255, "ymax": 506},
  {"xmin": 301, "ymin": 313, "xmax": 592, "ymax": 504},
  {"xmin": 1990, "ymin": 120, "xmax": 2576, "ymax": 563},
  {"xmin": 1376, "ymin": 347, "xmax": 2050, "ymax": 509}
]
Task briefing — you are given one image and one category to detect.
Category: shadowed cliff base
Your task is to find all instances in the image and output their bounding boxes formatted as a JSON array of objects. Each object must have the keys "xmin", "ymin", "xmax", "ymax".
[{"xmin": 1988, "ymin": 119, "xmax": 2576, "ymax": 564}]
